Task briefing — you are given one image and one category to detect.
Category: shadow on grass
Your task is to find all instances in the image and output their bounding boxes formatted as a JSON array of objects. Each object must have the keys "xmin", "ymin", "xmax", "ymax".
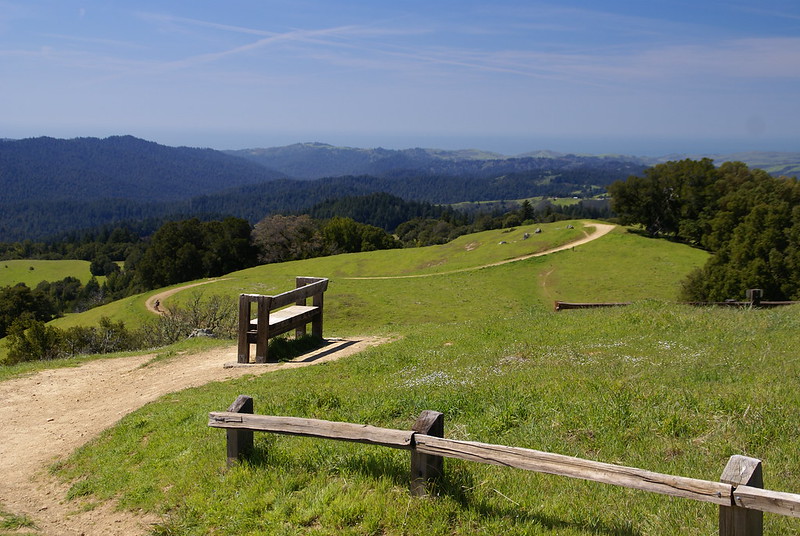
[
  {"xmin": 432, "ymin": 468, "xmax": 641, "ymax": 536},
  {"xmin": 267, "ymin": 334, "xmax": 328, "ymax": 361},
  {"xmin": 241, "ymin": 444, "xmax": 641, "ymax": 536}
]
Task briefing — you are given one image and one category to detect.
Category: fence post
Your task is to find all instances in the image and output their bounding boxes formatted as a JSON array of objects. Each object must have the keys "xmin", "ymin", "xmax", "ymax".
[
  {"xmin": 410, "ymin": 410, "xmax": 444, "ymax": 496},
  {"xmin": 226, "ymin": 395, "xmax": 254, "ymax": 468},
  {"xmin": 746, "ymin": 289, "xmax": 763, "ymax": 306},
  {"xmin": 719, "ymin": 455, "xmax": 763, "ymax": 536}
]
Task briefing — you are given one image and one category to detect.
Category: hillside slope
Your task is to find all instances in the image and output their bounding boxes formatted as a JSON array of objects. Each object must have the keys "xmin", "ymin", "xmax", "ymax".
[{"xmin": 0, "ymin": 136, "xmax": 286, "ymax": 203}]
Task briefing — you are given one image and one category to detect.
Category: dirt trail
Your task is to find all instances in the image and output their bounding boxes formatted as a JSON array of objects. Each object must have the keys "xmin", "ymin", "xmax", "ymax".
[
  {"xmin": 345, "ymin": 222, "xmax": 616, "ymax": 280},
  {"xmin": 0, "ymin": 336, "xmax": 386, "ymax": 536},
  {"xmin": 144, "ymin": 278, "xmax": 228, "ymax": 315}
]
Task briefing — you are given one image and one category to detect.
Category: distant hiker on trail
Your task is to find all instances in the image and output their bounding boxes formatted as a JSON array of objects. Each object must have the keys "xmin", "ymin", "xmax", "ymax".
[{"xmin": 154, "ymin": 300, "xmax": 160, "ymax": 311}]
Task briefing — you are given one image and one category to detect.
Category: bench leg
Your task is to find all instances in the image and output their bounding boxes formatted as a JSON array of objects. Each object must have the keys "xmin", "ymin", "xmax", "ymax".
[
  {"xmin": 312, "ymin": 313, "xmax": 323, "ymax": 339},
  {"xmin": 312, "ymin": 294, "xmax": 324, "ymax": 339},
  {"xmin": 226, "ymin": 395, "xmax": 253, "ymax": 467},
  {"xmin": 237, "ymin": 296, "xmax": 251, "ymax": 364},
  {"xmin": 255, "ymin": 297, "xmax": 270, "ymax": 363}
]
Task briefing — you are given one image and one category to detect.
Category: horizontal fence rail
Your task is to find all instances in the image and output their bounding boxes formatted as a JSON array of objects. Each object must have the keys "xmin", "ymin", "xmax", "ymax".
[
  {"xmin": 210, "ymin": 396, "xmax": 800, "ymax": 535},
  {"xmin": 412, "ymin": 434, "xmax": 733, "ymax": 506},
  {"xmin": 209, "ymin": 411, "xmax": 414, "ymax": 449}
]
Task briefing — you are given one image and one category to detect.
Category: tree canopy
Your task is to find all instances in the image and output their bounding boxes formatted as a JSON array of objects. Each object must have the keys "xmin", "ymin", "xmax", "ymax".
[{"xmin": 609, "ymin": 159, "xmax": 800, "ymax": 301}]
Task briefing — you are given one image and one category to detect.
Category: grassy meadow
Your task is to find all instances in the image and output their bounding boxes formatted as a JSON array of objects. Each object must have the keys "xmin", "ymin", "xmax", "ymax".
[
  {"xmin": 0, "ymin": 259, "xmax": 96, "ymax": 288},
  {"xmin": 8, "ymin": 220, "xmax": 800, "ymax": 534},
  {"xmin": 26, "ymin": 221, "xmax": 709, "ymax": 338},
  {"xmin": 54, "ymin": 303, "xmax": 800, "ymax": 535}
]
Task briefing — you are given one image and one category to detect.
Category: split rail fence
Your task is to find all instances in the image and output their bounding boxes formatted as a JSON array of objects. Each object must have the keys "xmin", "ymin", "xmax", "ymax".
[
  {"xmin": 209, "ymin": 395, "xmax": 800, "ymax": 535},
  {"xmin": 554, "ymin": 289, "xmax": 799, "ymax": 311}
]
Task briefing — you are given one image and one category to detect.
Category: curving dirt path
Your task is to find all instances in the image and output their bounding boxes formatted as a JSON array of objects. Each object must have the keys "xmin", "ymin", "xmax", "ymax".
[
  {"xmin": 345, "ymin": 222, "xmax": 615, "ymax": 280},
  {"xmin": 144, "ymin": 278, "xmax": 229, "ymax": 315},
  {"xmin": 0, "ymin": 336, "xmax": 387, "ymax": 536}
]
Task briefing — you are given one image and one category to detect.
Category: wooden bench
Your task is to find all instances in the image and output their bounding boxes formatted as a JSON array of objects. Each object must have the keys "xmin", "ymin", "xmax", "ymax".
[{"xmin": 237, "ymin": 277, "xmax": 328, "ymax": 364}]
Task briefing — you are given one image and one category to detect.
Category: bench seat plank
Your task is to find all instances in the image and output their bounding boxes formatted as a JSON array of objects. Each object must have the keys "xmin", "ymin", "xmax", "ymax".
[
  {"xmin": 248, "ymin": 305, "xmax": 319, "ymax": 330},
  {"xmin": 245, "ymin": 306, "xmax": 321, "ymax": 345}
]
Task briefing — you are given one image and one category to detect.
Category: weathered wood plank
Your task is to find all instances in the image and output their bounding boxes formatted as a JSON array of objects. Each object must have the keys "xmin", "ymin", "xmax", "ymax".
[
  {"xmin": 554, "ymin": 301, "xmax": 631, "ymax": 311},
  {"xmin": 237, "ymin": 296, "xmax": 251, "ymax": 363},
  {"xmin": 733, "ymin": 486, "xmax": 800, "ymax": 518},
  {"xmin": 270, "ymin": 279, "xmax": 328, "ymax": 309},
  {"xmin": 414, "ymin": 435, "xmax": 732, "ymax": 506},
  {"xmin": 209, "ymin": 412, "xmax": 414, "ymax": 449},
  {"xmin": 255, "ymin": 295, "xmax": 271, "ymax": 363}
]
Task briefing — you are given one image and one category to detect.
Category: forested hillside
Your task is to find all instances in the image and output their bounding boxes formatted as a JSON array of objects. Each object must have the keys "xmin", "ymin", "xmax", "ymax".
[
  {"xmin": 0, "ymin": 139, "xmax": 638, "ymax": 240},
  {"xmin": 3, "ymin": 136, "xmax": 797, "ymax": 242},
  {"xmin": 0, "ymin": 136, "xmax": 285, "ymax": 203},
  {"xmin": 0, "ymin": 136, "xmax": 285, "ymax": 240}
]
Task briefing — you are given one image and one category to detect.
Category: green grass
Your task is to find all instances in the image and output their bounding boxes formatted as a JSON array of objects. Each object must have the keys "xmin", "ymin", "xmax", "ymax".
[
  {"xmin": 538, "ymin": 227, "xmax": 710, "ymax": 303},
  {"xmin": 0, "ymin": 259, "xmax": 97, "ymax": 287},
  {"xmin": 53, "ymin": 303, "xmax": 800, "ymax": 535},
  {"xmin": 0, "ymin": 506, "xmax": 36, "ymax": 534}
]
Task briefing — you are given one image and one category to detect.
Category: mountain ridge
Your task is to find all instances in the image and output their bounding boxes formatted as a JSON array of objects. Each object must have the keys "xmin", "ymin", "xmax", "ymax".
[
  {"xmin": 1, "ymin": 135, "xmax": 798, "ymax": 241},
  {"xmin": 226, "ymin": 142, "xmax": 800, "ymax": 179}
]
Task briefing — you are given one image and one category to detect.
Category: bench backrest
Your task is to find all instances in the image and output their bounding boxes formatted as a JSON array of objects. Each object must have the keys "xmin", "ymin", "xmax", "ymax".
[{"xmin": 241, "ymin": 277, "xmax": 328, "ymax": 311}]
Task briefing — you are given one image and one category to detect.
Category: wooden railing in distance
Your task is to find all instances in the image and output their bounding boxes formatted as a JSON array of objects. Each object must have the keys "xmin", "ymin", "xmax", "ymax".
[
  {"xmin": 554, "ymin": 301, "xmax": 631, "ymax": 311},
  {"xmin": 209, "ymin": 396, "xmax": 800, "ymax": 535}
]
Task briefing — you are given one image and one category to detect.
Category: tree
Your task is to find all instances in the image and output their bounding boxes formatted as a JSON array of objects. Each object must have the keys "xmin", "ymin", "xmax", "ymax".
[
  {"xmin": 4, "ymin": 318, "xmax": 64, "ymax": 364},
  {"xmin": 320, "ymin": 217, "xmax": 399, "ymax": 254},
  {"xmin": 609, "ymin": 158, "xmax": 717, "ymax": 239},
  {"xmin": 518, "ymin": 199, "xmax": 535, "ymax": 223},
  {"xmin": 252, "ymin": 214, "xmax": 323, "ymax": 264},
  {"xmin": 136, "ymin": 218, "xmax": 256, "ymax": 289},
  {"xmin": 614, "ymin": 159, "xmax": 800, "ymax": 301},
  {"xmin": 90, "ymin": 254, "xmax": 120, "ymax": 276},
  {"xmin": 0, "ymin": 283, "xmax": 57, "ymax": 338}
]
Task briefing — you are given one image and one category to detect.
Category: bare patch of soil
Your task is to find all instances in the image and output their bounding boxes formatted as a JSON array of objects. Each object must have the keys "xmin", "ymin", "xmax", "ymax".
[{"xmin": 0, "ymin": 336, "xmax": 388, "ymax": 536}]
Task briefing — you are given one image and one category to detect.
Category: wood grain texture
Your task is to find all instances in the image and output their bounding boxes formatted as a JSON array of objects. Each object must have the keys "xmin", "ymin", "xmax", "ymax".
[
  {"xmin": 414, "ymin": 434, "xmax": 733, "ymax": 506},
  {"xmin": 209, "ymin": 412, "xmax": 414, "ymax": 449},
  {"xmin": 237, "ymin": 277, "xmax": 328, "ymax": 364},
  {"xmin": 720, "ymin": 455, "xmax": 763, "ymax": 536},
  {"xmin": 733, "ymin": 486, "xmax": 800, "ymax": 518}
]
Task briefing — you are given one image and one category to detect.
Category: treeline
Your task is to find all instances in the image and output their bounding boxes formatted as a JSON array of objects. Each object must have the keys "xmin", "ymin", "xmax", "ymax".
[
  {"xmin": 1, "ymin": 168, "xmax": 628, "ymax": 241},
  {"xmin": 609, "ymin": 159, "xmax": 800, "ymax": 301}
]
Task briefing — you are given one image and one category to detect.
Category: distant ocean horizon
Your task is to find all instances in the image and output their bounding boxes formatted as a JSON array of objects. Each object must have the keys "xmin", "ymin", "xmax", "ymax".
[{"xmin": 3, "ymin": 128, "xmax": 795, "ymax": 158}]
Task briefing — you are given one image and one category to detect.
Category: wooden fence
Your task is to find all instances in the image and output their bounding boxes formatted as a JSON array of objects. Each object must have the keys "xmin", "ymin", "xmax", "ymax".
[
  {"xmin": 209, "ymin": 395, "xmax": 800, "ymax": 535},
  {"xmin": 555, "ymin": 288, "xmax": 800, "ymax": 311}
]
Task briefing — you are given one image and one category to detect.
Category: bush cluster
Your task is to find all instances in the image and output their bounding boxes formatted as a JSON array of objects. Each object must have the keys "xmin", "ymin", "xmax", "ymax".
[{"xmin": 2, "ymin": 294, "xmax": 237, "ymax": 365}]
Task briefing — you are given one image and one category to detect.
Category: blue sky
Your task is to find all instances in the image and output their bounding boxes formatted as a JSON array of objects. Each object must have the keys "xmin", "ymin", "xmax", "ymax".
[{"xmin": 1, "ymin": 1, "xmax": 798, "ymax": 155}]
